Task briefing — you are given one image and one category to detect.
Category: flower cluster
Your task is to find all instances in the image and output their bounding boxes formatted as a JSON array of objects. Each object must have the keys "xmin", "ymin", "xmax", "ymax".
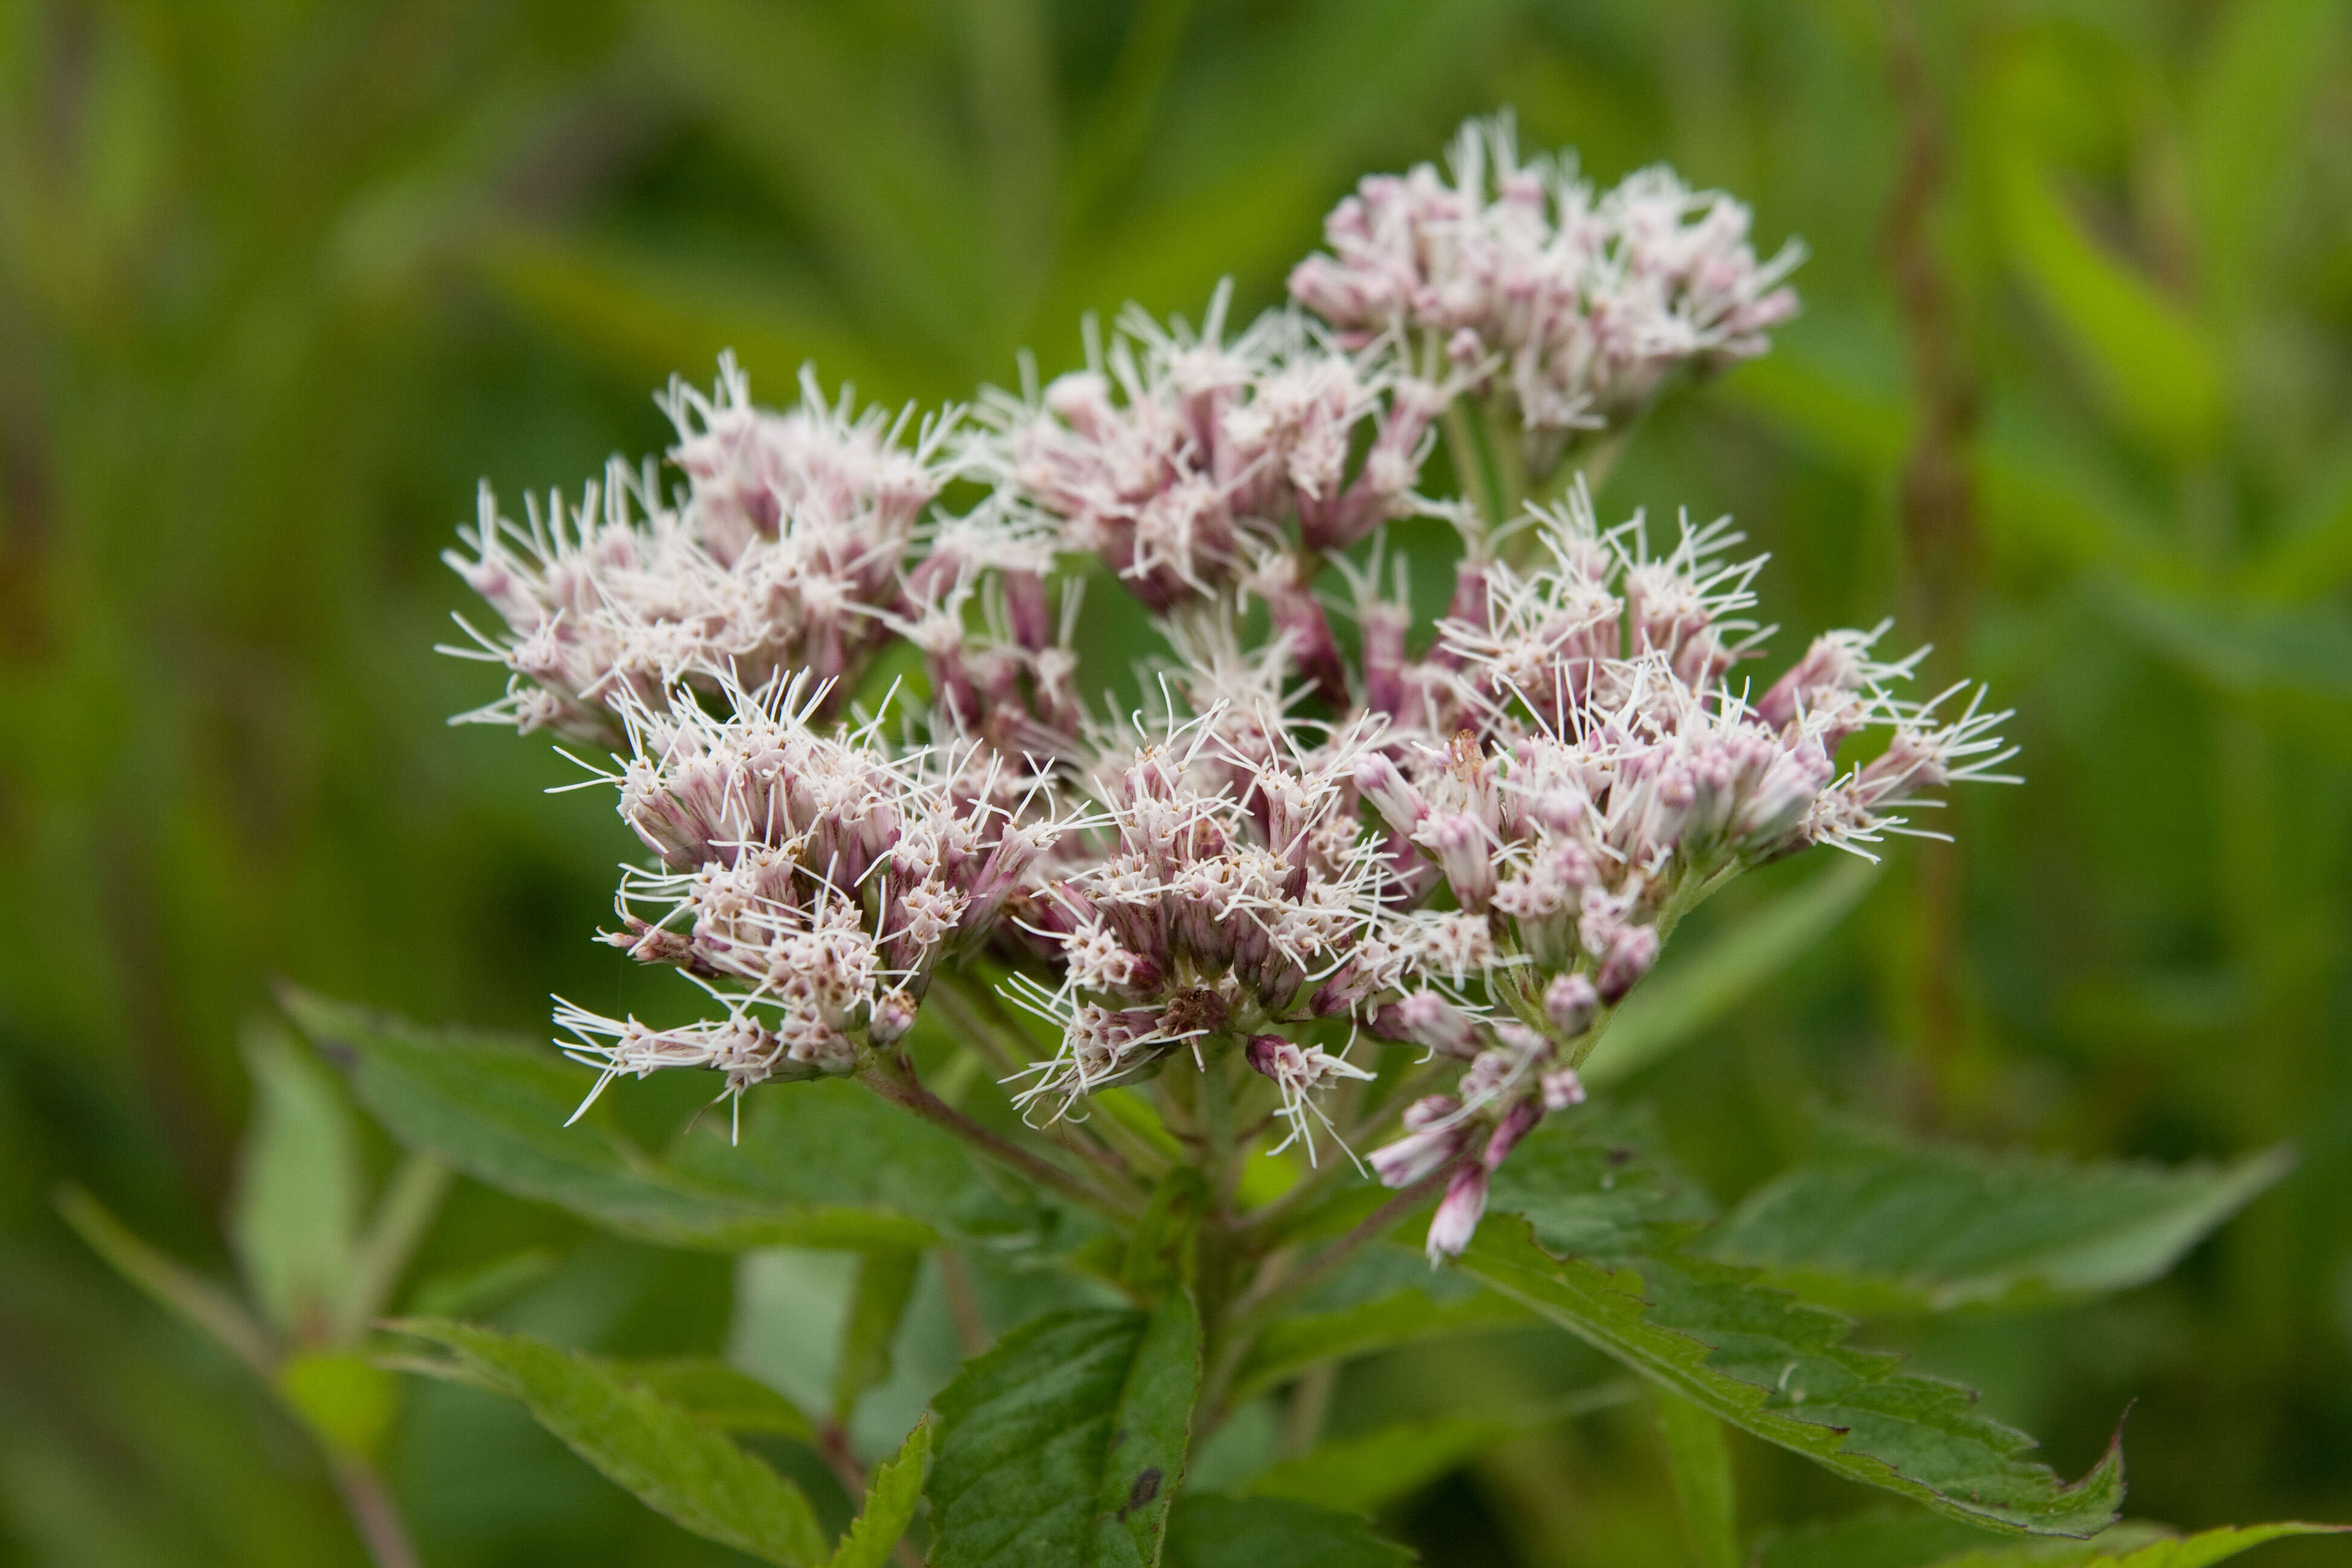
[
  {"xmin": 1289, "ymin": 114, "xmax": 1802, "ymax": 476},
  {"xmin": 450, "ymin": 113, "xmax": 2008, "ymax": 1264},
  {"xmin": 973, "ymin": 284, "xmax": 1451, "ymax": 702},
  {"xmin": 1345, "ymin": 490, "xmax": 2014, "ymax": 1254},
  {"xmin": 553, "ymin": 672, "xmax": 1071, "ymax": 1105},
  {"xmin": 446, "ymin": 359, "xmax": 958, "ymax": 743}
]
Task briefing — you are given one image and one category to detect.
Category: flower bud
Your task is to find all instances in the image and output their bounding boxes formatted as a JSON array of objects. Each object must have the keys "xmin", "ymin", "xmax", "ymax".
[
  {"xmin": 1355, "ymin": 753, "xmax": 1426, "ymax": 837},
  {"xmin": 1596, "ymin": 924, "xmax": 1660, "ymax": 1004},
  {"xmin": 1368, "ymin": 990, "xmax": 1481, "ymax": 1057},
  {"xmin": 1419, "ymin": 812, "xmax": 1497, "ymax": 911},
  {"xmin": 1425, "ymin": 1165, "xmax": 1490, "ymax": 1261},
  {"xmin": 1483, "ymin": 1099, "xmax": 1543, "ymax": 1171},
  {"xmin": 1544, "ymin": 973, "xmax": 1599, "ymax": 1035},
  {"xmin": 1540, "ymin": 1067, "xmax": 1587, "ymax": 1111},
  {"xmin": 869, "ymin": 990, "xmax": 918, "ymax": 1045}
]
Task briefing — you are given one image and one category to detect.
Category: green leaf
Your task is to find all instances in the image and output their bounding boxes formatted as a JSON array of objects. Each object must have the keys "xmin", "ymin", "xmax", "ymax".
[
  {"xmin": 1926, "ymin": 1522, "xmax": 2349, "ymax": 1567},
  {"xmin": 1160, "ymin": 1495, "xmax": 1414, "ymax": 1568},
  {"xmin": 55, "ymin": 1184, "xmax": 276, "ymax": 1376},
  {"xmin": 1697, "ymin": 1120, "xmax": 2292, "ymax": 1314},
  {"xmin": 2186, "ymin": 0, "xmax": 2343, "ymax": 312},
  {"xmin": 1456, "ymin": 1222, "xmax": 2125, "ymax": 1537},
  {"xmin": 1655, "ymin": 1390, "xmax": 1739, "ymax": 1568},
  {"xmin": 834, "ymin": 1250, "xmax": 922, "ymax": 1425},
  {"xmin": 626, "ymin": 1357, "xmax": 818, "ymax": 1441},
  {"xmin": 927, "ymin": 1295, "xmax": 1202, "ymax": 1566},
  {"xmin": 391, "ymin": 1317, "xmax": 828, "ymax": 1567},
  {"xmin": 669, "ymin": 1077, "xmax": 1037, "ymax": 1246},
  {"xmin": 1247, "ymin": 1416, "xmax": 1524, "ymax": 1514},
  {"xmin": 1481, "ymin": 1105, "xmax": 1718, "ymax": 1256},
  {"xmin": 1756, "ymin": 1509, "xmax": 2099, "ymax": 1568},
  {"xmin": 1228, "ymin": 1288, "xmax": 1532, "ymax": 1408},
  {"xmin": 828, "ymin": 1416, "xmax": 934, "ymax": 1568},
  {"xmin": 230, "ymin": 1022, "xmax": 364, "ymax": 1344},
  {"xmin": 1585, "ymin": 858, "xmax": 1878, "ymax": 1085},
  {"xmin": 283, "ymin": 989, "xmax": 938, "ymax": 1252},
  {"xmin": 405, "ymin": 1246, "xmax": 566, "ymax": 1319}
]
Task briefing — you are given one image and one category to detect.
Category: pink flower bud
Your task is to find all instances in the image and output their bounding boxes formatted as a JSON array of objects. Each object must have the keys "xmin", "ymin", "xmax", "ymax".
[
  {"xmin": 1596, "ymin": 924, "xmax": 1660, "ymax": 1004},
  {"xmin": 1483, "ymin": 1099, "xmax": 1543, "ymax": 1171},
  {"xmin": 1425, "ymin": 1165, "xmax": 1490, "ymax": 1261},
  {"xmin": 1355, "ymin": 753, "xmax": 1426, "ymax": 837},
  {"xmin": 1419, "ymin": 812, "xmax": 1497, "ymax": 911},
  {"xmin": 1369, "ymin": 990, "xmax": 1482, "ymax": 1058},
  {"xmin": 1540, "ymin": 1067, "xmax": 1586, "ymax": 1111},
  {"xmin": 1544, "ymin": 973, "xmax": 1599, "ymax": 1034},
  {"xmin": 869, "ymin": 990, "xmax": 918, "ymax": 1045}
]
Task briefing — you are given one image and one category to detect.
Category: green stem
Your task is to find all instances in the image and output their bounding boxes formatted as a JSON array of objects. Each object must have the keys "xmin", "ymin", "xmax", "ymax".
[
  {"xmin": 350, "ymin": 1152, "xmax": 453, "ymax": 1332},
  {"xmin": 857, "ymin": 1059, "xmax": 1143, "ymax": 1221}
]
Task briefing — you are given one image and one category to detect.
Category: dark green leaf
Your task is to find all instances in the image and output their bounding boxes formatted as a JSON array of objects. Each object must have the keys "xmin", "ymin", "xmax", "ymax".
[
  {"xmin": 391, "ymin": 1317, "xmax": 828, "ymax": 1566},
  {"xmin": 1229, "ymin": 1289, "xmax": 1531, "ymax": 1408},
  {"xmin": 1655, "ymin": 1390, "xmax": 1739, "ymax": 1568},
  {"xmin": 1756, "ymin": 1509, "xmax": 2085, "ymax": 1568},
  {"xmin": 1457, "ymin": 1222, "xmax": 2125, "ymax": 1537},
  {"xmin": 828, "ymin": 1416, "xmax": 934, "ymax": 1568},
  {"xmin": 1481, "ymin": 1105, "xmax": 1718, "ymax": 1259},
  {"xmin": 283, "ymin": 989, "xmax": 938, "ymax": 1252},
  {"xmin": 230, "ymin": 1023, "xmax": 364, "ymax": 1343},
  {"xmin": 1160, "ymin": 1495, "xmax": 1414, "ymax": 1568},
  {"xmin": 834, "ymin": 1250, "xmax": 922, "ymax": 1425},
  {"xmin": 1698, "ymin": 1120, "xmax": 2292, "ymax": 1314},
  {"xmin": 928, "ymin": 1295, "xmax": 1202, "ymax": 1566}
]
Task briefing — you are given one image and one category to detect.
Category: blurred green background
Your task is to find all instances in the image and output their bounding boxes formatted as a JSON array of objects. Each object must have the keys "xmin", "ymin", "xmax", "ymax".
[{"xmin": 4, "ymin": 0, "xmax": 2350, "ymax": 1563}]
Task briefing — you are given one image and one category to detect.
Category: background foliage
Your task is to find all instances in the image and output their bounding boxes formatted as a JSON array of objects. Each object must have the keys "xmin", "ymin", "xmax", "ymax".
[{"xmin": 2, "ymin": 0, "xmax": 2349, "ymax": 1563}]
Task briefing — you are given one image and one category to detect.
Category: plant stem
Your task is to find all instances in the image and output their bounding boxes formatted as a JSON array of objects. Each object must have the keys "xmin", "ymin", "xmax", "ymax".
[
  {"xmin": 1227, "ymin": 1156, "xmax": 1463, "ymax": 1334},
  {"xmin": 350, "ymin": 1152, "xmax": 454, "ymax": 1330},
  {"xmin": 857, "ymin": 1059, "xmax": 1143, "ymax": 1220},
  {"xmin": 326, "ymin": 1454, "xmax": 425, "ymax": 1568},
  {"xmin": 938, "ymin": 1247, "xmax": 990, "ymax": 1357}
]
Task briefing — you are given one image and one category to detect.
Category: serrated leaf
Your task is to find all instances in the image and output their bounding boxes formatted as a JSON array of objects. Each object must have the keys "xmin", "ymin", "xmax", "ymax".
[
  {"xmin": 1229, "ymin": 1287, "xmax": 1532, "ymax": 1407},
  {"xmin": 1482, "ymin": 1105, "xmax": 1718, "ymax": 1257},
  {"xmin": 834, "ymin": 1250, "xmax": 921, "ymax": 1425},
  {"xmin": 283, "ymin": 989, "xmax": 938, "ymax": 1252},
  {"xmin": 1247, "ymin": 1416, "xmax": 1523, "ymax": 1514},
  {"xmin": 230, "ymin": 1023, "xmax": 364, "ymax": 1344},
  {"xmin": 1926, "ymin": 1522, "xmax": 2348, "ymax": 1567},
  {"xmin": 1457, "ymin": 1222, "xmax": 2125, "ymax": 1537},
  {"xmin": 927, "ymin": 1295, "xmax": 1201, "ymax": 1566},
  {"xmin": 1160, "ymin": 1495, "xmax": 1415, "ymax": 1568},
  {"xmin": 828, "ymin": 1416, "xmax": 933, "ymax": 1568},
  {"xmin": 1697, "ymin": 1120, "xmax": 2292, "ymax": 1314},
  {"xmin": 391, "ymin": 1317, "xmax": 828, "ymax": 1566},
  {"xmin": 1585, "ymin": 858, "xmax": 1878, "ymax": 1086}
]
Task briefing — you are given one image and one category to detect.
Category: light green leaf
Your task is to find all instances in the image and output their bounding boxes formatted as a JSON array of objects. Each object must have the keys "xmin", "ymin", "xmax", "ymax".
[
  {"xmin": 1482, "ymin": 1105, "xmax": 1719, "ymax": 1256},
  {"xmin": 828, "ymin": 1416, "xmax": 933, "ymax": 1568},
  {"xmin": 1457, "ymin": 1223, "xmax": 2125, "ymax": 1537},
  {"xmin": 1655, "ymin": 1389, "xmax": 1738, "ymax": 1568},
  {"xmin": 1160, "ymin": 1495, "xmax": 1414, "ymax": 1568},
  {"xmin": 391, "ymin": 1317, "xmax": 828, "ymax": 1566},
  {"xmin": 1586, "ymin": 859, "xmax": 1878, "ymax": 1085},
  {"xmin": 834, "ymin": 1250, "xmax": 921, "ymax": 1425},
  {"xmin": 283, "ymin": 989, "xmax": 938, "ymax": 1252},
  {"xmin": 1247, "ymin": 1416, "xmax": 1523, "ymax": 1514},
  {"xmin": 230, "ymin": 1022, "xmax": 364, "ymax": 1344},
  {"xmin": 2186, "ymin": 0, "xmax": 2343, "ymax": 312},
  {"xmin": 928, "ymin": 1295, "xmax": 1202, "ymax": 1566},
  {"xmin": 625, "ymin": 1357, "xmax": 818, "ymax": 1441},
  {"xmin": 1228, "ymin": 1289, "xmax": 1532, "ymax": 1407},
  {"xmin": 56, "ymin": 1184, "xmax": 276, "ymax": 1376},
  {"xmin": 1699, "ymin": 1119, "xmax": 2292, "ymax": 1314},
  {"xmin": 1927, "ymin": 1521, "xmax": 2348, "ymax": 1567},
  {"xmin": 405, "ymin": 1246, "xmax": 565, "ymax": 1319},
  {"xmin": 277, "ymin": 1350, "xmax": 399, "ymax": 1459}
]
